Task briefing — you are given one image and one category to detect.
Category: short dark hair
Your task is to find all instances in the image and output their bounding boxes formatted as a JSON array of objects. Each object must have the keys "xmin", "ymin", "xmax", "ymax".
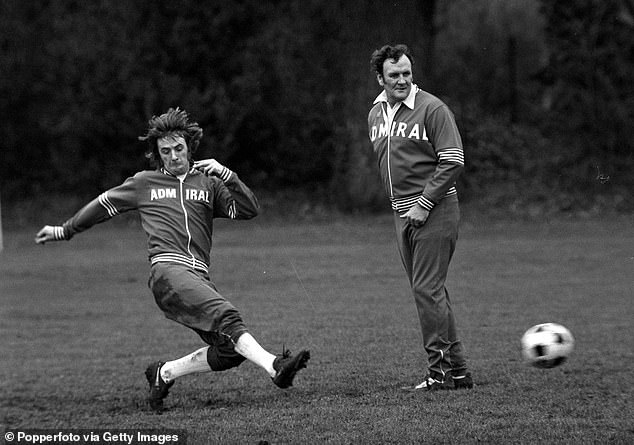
[
  {"xmin": 138, "ymin": 107, "xmax": 203, "ymax": 168},
  {"xmin": 370, "ymin": 44, "xmax": 414, "ymax": 77}
]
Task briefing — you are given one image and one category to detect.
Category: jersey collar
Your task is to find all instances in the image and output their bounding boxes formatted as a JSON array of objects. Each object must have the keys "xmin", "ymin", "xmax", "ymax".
[
  {"xmin": 160, "ymin": 166, "xmax": 198, "ymax": 177},
  {"xmin": 373, "ymin": 84, "xmax": 419, "ymax": 109}
]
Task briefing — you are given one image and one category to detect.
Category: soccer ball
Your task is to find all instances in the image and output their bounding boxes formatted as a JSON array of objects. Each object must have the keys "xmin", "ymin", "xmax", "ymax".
[{"xmin": 521, "ymin": 323, "xmax": 574, "ymax": 368}]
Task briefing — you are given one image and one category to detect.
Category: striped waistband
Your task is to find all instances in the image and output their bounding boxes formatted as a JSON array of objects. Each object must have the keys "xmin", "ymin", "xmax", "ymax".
[
  {"xmin": 150, "ymin": 253, "xmax": 209, "ymax": 273},
  {"xmin": 390, "ymin": 187, "xmax": 457, "ymax": 213}
]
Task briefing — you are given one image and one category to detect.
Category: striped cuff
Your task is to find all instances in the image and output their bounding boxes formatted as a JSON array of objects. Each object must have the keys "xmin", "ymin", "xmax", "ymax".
[
  {"xmin": 417, "ymin": 195, "xmax": 436, "ymax": 211},
  {"xmin": 218, "ymin": 166, "xmax": 233, "ymax": 182},
  {"xmin": 438, "ymin": 148, "xmax": 464, "ymax": 165},
  {"xmin": 53, "ymin": 226, "xmax": 67, "ymax": 240}
]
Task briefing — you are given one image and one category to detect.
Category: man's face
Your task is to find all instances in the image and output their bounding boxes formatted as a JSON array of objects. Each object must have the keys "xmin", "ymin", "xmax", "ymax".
[
  {"xmin": 378, "ymin": 54, "xmax": 413, "ymax": 106},
  {"xmin": 157, "ymin": 134, "xmax": 190, "ymax": 176}
]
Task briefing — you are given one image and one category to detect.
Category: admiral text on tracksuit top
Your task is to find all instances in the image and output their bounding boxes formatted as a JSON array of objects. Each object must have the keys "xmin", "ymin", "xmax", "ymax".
[
  {"xmin": 54, "ymin": 166, "xmax": 259, "ymax": 272},
  {"xmin": 368, "ymin": 84, "xmax": 465, "ymax": 213}
]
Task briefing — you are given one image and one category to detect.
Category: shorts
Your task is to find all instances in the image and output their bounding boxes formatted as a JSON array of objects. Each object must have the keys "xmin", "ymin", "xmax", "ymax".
[{"xmin": 148, "ymin": 262, "xmax": 247, "ymax": 344}]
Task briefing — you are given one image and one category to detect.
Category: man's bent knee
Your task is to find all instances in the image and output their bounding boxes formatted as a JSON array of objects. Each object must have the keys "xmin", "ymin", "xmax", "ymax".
[{"xmin": 206, "ymin": 344, "xmax": 247, "ymax": 371}]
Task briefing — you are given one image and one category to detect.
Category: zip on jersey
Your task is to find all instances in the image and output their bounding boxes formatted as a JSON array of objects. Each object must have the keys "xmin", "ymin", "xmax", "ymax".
[
  {"xmin": 379, "ymin": 101, "xmax": 396, "ymax": 199},
  {"xmin": 56, "ymin": 165, "xmax": 259, "ymax": 274},
  {"xmin": 178, "ymin": 175, "xmax": 197, "ymax": 269},
  {"xmin": 368, "ymin": 85, "xmax": 465, "ymax": 214}
]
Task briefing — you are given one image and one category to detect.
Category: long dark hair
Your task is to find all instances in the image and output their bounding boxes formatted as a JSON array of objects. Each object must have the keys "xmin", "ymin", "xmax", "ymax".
[{"xmin": 138, "ymin": 107, "xmax": 203, "ymax": 168}]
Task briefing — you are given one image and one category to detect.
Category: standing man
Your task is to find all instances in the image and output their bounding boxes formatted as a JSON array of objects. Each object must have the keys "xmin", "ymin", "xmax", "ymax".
[
  {"xmin": 368, "ymin": 44, "xmax": 473, "ymax": 391},
  {"xmin": 35, "ymin": 107, "xmax": 310, "ymax": 412}
]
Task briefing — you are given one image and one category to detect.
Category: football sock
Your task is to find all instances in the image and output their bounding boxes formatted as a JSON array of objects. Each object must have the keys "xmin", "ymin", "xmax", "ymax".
[
  {"xmin": 234, "ymin": 333, "xmax": 276, "ymax": 377},
  {"xmin": 160, "ymin": 347, "xmax": 212, "ymax": 382}
]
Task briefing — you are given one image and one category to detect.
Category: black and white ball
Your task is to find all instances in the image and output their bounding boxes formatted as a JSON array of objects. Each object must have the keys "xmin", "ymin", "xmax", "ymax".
[{"xmin": 521, "ymin": 323, "xmax": 574, "ymax": 368}]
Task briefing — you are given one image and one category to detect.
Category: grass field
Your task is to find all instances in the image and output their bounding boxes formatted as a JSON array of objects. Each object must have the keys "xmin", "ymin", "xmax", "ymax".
[{"xmin": 1, "ymin": 212, "xmax": 633, "ymax": 444}]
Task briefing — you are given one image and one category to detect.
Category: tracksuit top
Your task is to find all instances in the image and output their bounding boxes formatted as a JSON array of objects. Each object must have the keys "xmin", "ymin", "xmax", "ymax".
[
  {"xmin": 368, "ymin": 85, "xmax": 465, "ymax": 213},
  {"xmin": 54, "ymin": 166, "xmax": 259, "ymax": 273}
]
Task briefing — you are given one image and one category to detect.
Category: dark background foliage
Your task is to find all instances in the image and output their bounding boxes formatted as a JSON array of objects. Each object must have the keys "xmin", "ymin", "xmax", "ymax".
[{"xmin": 1, "ymin": 0, "xmax": 632, "ymax": 216}]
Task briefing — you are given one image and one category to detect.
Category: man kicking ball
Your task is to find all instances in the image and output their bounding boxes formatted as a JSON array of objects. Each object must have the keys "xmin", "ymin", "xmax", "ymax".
[{"xmin": 35, "ymin": 107, "xmax": 310, "ymax": 413}]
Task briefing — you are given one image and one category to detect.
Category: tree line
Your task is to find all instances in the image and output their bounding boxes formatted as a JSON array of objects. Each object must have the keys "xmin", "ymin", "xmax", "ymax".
[{"xmin": 1, "ymin": 0, "xmax": 632, "ymax": 214}]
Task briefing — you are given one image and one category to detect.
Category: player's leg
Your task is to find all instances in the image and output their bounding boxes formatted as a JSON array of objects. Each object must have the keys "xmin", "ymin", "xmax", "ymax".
[
  {"xmin": 444, "ymin": 288, "xmax": 471, "ymax": 387},
  {"xmin": 144, "ymin": 346, "xmax": 212, "ymax": 413},
  {"xmin": 395, "ymin": 197, "xmax": 462, "ymax": 390},
  {"xmin": 147, "ymin": 330, "xmax": 249, "ymax": 395},
  {"xmin": 440, "ymin": 198, "xmax": 472, "ymax": 388},
  {"xmin": 411, "ymin": 235, "xmax": 454, "ymax": 383},
  {"xmin": 394, "ymin": 212, "xmax": 450, "ymax": 390},
  {"xmin": 233, "ymin": 332, "xmax": 276, "ymax": 376},
  {"xmin": 147, "ymin": 263, "xmax": 309, "ymax": 400},
  {"xmin": 160, "ymin": 346, "xmax": 213, "ymax": 382},
  {"xmin": 195, "ymin": 298, "xmax": 309, "ymax": 386},
  {"xmin": 393, "ymin": 212, "xmax": 415, "ymax": 286},
  {"xmin": 414, "ymin": 197, "xmax": 460, "ymax": 385},
  {"xmin": 184, "ymin": 274, "xmax": 311, "ymax": 388},
  {"xmin": 393, "ymin": 212, "xmax": 435, "ymax": 390},
  {"xmin": 146, "ymin": 264, "xmax": 236, "ymax": 412},
  {"xmin": 147, "ymin": 332, "xmax": 279, "ymax": 392},
  {"xmin": 198, "ymin": 328, "xmax": 310, "ymax": 388},
  {"xmin": 233, "ymin": 332, "xmax": 310, "ymax": 388}
]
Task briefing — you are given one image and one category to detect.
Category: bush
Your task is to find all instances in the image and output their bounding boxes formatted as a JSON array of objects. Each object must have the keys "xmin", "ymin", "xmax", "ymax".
[{"xmin": 458, "ymin": 111, "xmax": 633, "ymax": 215}]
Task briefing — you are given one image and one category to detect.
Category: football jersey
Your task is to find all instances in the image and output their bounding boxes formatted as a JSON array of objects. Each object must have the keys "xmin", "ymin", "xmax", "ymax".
[
  {"xmin": 368, "ymin": 85, "xmax": 464, "ymax": 213},
  {"xmin": 57, "ymin": 167, "xmax": 259, "ymax": 272}
]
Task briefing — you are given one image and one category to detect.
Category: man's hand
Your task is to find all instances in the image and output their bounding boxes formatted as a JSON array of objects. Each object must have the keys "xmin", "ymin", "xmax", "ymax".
[
  {"xmin": 193, "ymin": 159, "xmax": 226, "ymax": 177},
  {"xmin": 400, "ymin": 204, "xmax": 430, "ymax": 228},
  {"xmin": 35, "ymin": 225, "xmax": 57, "ymax": 244}
]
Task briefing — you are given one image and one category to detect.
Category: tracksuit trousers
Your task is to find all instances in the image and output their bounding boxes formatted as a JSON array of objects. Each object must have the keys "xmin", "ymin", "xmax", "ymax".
[{"xmin": 393, "ymin": 194, "xmax": 467, "ymax": 380}]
